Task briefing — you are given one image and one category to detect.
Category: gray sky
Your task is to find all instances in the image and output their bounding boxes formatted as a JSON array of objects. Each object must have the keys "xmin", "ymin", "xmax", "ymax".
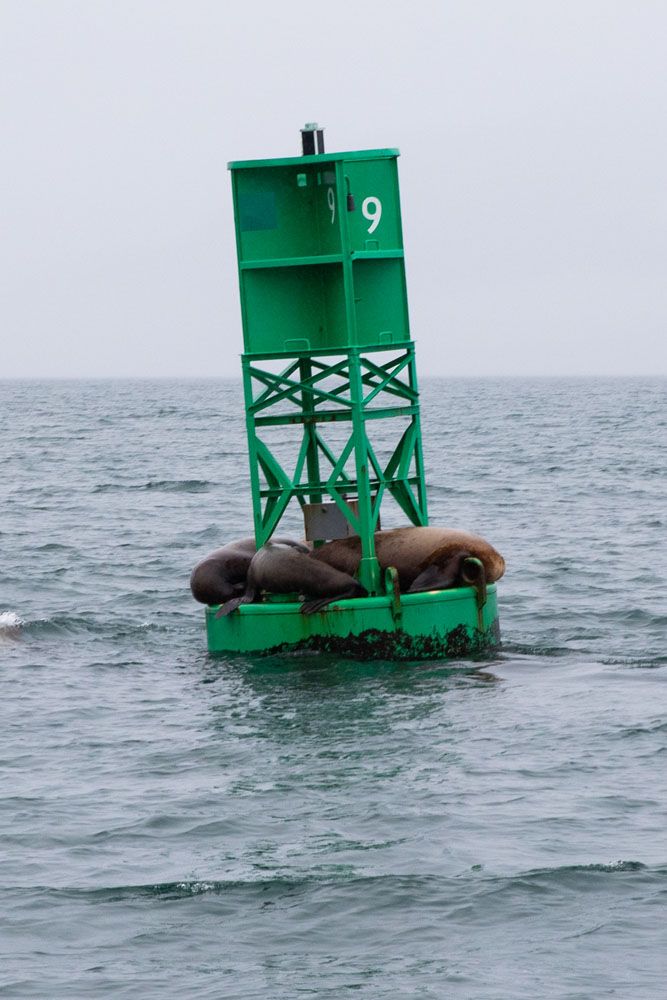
[{"xmin": 2, "ymin": 0, "xmax": 666, "ymax": 377}]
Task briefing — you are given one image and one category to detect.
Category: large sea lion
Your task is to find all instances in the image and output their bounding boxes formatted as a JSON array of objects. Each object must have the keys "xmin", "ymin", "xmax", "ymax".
[
  {"xmin": 218, "ymin": 540, "xmax": 367, "ymax": 617},
  {"xmin": 311, "ymin": 526, "xmax": 505, "ymax": 592},
  {"xmin": 190, "ymin": 536, "xmax": 308, "ymax": 605}
]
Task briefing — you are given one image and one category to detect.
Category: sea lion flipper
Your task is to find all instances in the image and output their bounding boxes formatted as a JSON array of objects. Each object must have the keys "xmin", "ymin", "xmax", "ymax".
[
  {"xmin": 300, "ymin": 595, "xmax": 339, "ymax": 615},
  {"xmin": 408, "ymin": 551, "xmax": 470, "ymax": 593},
  {"xmin": 215, "ymin": 593, "xmax": 252, "ymax": 618}
]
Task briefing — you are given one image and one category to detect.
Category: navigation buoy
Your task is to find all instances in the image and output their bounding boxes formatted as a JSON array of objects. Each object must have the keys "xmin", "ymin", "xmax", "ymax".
[{"xmin": 192, "ymin": 125, "xmax": 504, "ymax": 658}]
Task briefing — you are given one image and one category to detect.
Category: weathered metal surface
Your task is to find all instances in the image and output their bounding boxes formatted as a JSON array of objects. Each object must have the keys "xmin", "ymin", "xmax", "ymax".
[
  {"xmin": 213, "ymin": 623, "xmax": 500, "ymax": 662},
  {"xmin": 205, "ymin": 585, "xmax": 500, "ymax": 659}
]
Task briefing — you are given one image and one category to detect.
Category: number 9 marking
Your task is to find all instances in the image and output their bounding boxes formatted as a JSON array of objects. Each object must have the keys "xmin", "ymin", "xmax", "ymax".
[
  {"xmin": 362, "ymin": 196, "xmax": 382, "ymax": 234},
  {"xmin": 327, "ymin": 187, "xmax": 336, "ymax": 224}
]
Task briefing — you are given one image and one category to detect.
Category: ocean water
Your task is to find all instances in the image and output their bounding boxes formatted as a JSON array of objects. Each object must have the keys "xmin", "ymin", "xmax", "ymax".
[{"xmin": 1, "ymin": 376, "xmax": 665, "ymax": 999}]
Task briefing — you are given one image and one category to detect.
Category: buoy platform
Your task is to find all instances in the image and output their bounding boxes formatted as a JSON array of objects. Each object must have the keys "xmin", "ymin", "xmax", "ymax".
[{"xmin": 206, "ymin": 584, "xmax": 499, "ymax": 659}]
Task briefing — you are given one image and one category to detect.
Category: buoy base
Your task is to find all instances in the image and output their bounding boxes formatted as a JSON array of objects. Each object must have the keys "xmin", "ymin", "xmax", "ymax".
[{"xmin": 205, "ymin": 585, "xmax": 499, "ymax": 660}]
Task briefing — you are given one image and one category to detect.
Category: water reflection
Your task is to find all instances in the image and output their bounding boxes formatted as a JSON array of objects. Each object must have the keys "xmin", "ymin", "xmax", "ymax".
[{"xmin": 197, "ymin": 648, "xmax": 503, "ymax": 754}]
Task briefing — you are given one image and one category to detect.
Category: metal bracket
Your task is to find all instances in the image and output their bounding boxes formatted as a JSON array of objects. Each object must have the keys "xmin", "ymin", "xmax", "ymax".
[{"xmin": 385, "ymin": 566, "xmax": 402, "ymax": 627}]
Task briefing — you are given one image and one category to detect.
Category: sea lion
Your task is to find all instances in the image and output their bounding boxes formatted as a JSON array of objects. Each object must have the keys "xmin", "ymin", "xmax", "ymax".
[
  {"xmin": 217, "ymin": 540, "xmax": 367, "ymax": 617},
  {"xmin": 190, "ymin": 536, "xmax": 309, "ymax": 605},
  {"xmin": 311, "ymin": 526, "xmax": 505, "ymax": 592}
]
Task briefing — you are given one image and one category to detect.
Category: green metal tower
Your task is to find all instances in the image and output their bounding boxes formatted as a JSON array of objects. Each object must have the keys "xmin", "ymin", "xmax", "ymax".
[{"xmin": 229, "ymin": 127, "xmax": 428, "ymax": 594}]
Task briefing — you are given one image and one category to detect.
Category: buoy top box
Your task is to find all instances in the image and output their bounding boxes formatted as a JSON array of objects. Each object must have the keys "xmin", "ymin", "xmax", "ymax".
[
  {"xmin": 227, "ymin": 148, "xmax": 400, "ymax": 169},
  {"xmin": 227, "ymin": 147, "xmax": 409, "ymax": 356}
]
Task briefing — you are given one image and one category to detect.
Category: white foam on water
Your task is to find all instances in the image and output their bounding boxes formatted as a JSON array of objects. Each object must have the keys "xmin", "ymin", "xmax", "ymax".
[{"xmin": 0, "ymin": 611, "xmax": 24, "ymax": 635}]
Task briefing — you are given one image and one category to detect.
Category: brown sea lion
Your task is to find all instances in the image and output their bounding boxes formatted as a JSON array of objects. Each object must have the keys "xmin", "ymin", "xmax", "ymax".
[
  {"xmin": 217, "ymin": 540, "xmax": 367, "ymax": 617},
  {"xmin": 311, "ymin": 526, "xmax": 505, "ymax": 592},
  {"xmin": 190, "ymin": 536, "xmax": 308, "ymax": 605}
]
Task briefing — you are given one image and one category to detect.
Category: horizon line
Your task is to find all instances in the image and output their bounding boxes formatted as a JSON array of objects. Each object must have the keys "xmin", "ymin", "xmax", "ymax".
[{"xmin": 2, "ymin": 372, "xmax": 665, "ymax": 381}]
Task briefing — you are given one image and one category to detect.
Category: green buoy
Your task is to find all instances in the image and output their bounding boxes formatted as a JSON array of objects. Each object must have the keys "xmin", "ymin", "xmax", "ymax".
[{"xmin": 205, "ymin": 125, "xmax": 500, "ymax": 658}]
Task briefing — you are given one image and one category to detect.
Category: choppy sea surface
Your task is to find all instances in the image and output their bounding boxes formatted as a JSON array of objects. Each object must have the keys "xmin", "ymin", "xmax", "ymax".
[{"xmin": 1, "ymin": 376, "xmax": 666, "ymax": 999}]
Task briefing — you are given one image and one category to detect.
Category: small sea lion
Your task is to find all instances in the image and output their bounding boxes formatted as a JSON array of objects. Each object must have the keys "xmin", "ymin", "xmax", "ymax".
[
  {"xmin": 312, "ymin": 526, "xmax": 505, "ymax": 592},
  {"xmin": 190, "ymin": 536, "xmax": 308, "ymax": 605},
  {"xmin": 217, "ymin": 540, "xmax": 367, "ymax": 617}
]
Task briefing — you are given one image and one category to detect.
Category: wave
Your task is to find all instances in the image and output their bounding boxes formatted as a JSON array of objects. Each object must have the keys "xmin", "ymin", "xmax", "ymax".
[
  {"xmin": 497, "ymin": 640, "xmax": 571, "ymax": 659},
  {"xmin": 30, "ymin": 542, "xmax": 78, "ymax": 553},
  {"xmin": 93, "ymin": 479, "xmax": 214, "ymax": 493},
  {"xmin": 602, "ymin": 654, "xmax": 667, "ymax": 670},
  {"xmin": 0, "ymin": 610, "xmax": 23, "ymax": 637},
  {"xmin": 19, "ymin": 612, "xmax": 195, "ymax": 641},
  {"xmin": 7, "ymin": 860, "xmax": 662, "ymax": 904}
]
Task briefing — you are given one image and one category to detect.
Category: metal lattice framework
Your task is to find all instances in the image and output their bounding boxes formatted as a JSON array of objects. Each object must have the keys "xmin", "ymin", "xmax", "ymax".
[{"xmin": 242, "ymin": 343, "xmax": 428, "ymax": 594}]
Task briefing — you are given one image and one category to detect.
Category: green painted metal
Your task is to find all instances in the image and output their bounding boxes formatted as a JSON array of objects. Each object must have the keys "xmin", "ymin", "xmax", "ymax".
[
  {"xmin": 229, "ymin": 149, "xmax": 408, "ymax": 355},
  {"xmin": 228, "ymin": 148, "xmax": 400, "ymax": 170},
  {"xmin": 208, "ymin": 133, "xmax": 501, "ymax": 658},
  {"xmin": 229, "ymin": 143, "xmax": 428, "ymax": 598},
  {"xmin": 206, "ymin": 585, "xmax": 500, "ymax": 660},
  {"xmin": 240, "ymin": 344, "xmax": 428, "ymax": 591}
]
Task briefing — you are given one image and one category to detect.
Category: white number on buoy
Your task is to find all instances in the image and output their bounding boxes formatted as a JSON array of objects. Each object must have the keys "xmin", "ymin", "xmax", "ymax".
[
  {"xmin": 362, "ymin": 196, "xmax": 382, "ymax": 234},
  {"xmin": 327, "ymin": 187, "xmax": 336, "ymax": 224}
]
